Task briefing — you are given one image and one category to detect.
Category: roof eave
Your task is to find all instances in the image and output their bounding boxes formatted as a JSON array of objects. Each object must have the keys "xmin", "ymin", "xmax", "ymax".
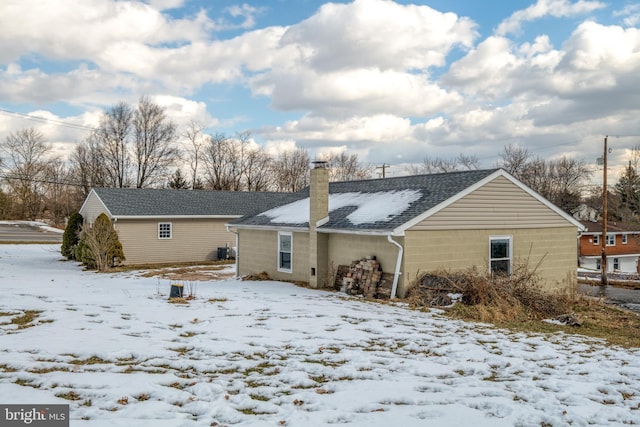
[
  {"xmin": 318, "ymin": 227, "xmax": 400, "ymax": 236},
  {"xmin": 231, "ymin": 224, "xmax": 309, "ymax": 232},
  {"xmin": 111, "ymin": 214, "xmax": 243, "ymax": 220}
]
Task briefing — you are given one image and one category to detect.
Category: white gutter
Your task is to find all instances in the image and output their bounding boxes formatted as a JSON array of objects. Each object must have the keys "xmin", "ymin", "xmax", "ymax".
[
  {"xmin": 114, "ymin": 215, "xmax": 242, "ymax": 220},
  {"xmin": 387, "ymin": 235, "xmax": 404, "ymax": 299}
]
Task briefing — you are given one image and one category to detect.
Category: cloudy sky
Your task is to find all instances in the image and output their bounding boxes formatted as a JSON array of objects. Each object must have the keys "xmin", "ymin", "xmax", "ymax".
[{"xmin": 1, "ymin": 0, "xmax": 639, "ymax": 179}]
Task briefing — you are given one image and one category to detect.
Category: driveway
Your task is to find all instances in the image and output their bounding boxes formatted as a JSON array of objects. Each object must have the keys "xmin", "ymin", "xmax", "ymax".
[
  {"xmin": 0, "ymin": 222, "xmax": 63, "ymax": 243},
  {"xmin": 578, "ymin": 283, "xmax": 640, "ymax": 313}
]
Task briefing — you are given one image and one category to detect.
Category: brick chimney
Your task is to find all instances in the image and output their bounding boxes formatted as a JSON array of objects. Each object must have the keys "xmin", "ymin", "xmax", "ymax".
[{"xmin": 309, "ymin": 161, "xmax": 329, "ymax": 288}]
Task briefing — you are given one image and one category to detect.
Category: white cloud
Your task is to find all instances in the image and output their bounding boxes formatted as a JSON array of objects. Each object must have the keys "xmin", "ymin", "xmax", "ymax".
[
  {"xmin": 220, "ymin": 4, "xmax": 263, "ymax": 30},
  {"xmin": 0, "ymin": 0, "xmax": 213, "ymax": 63},
  {"xmin": 151, "ymin": 95, "xmax": 219, "ymax": 129},
  {"xmin": 496, "ymin": 0, "xmax": 606, "ymax": 36},
  {"xmin": 614, "ymin": 4, "xmax": 640, "ymax": 27},
  {"xmin": 145, "ymin": 0, "xmax": 185, "ymax": 11},
  {"xmin": 281, "ymin": 0, "xmax": 477, "ymax": 72},
  {"xmin": 255, "ymin": 68, "xmax": 462, "ymax": 118}
]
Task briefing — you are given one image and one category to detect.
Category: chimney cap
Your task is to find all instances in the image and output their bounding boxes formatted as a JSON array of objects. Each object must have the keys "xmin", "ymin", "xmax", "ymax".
[{"xmin": 311, "ymin": 160, "xmax": 329, "ymax": 169}]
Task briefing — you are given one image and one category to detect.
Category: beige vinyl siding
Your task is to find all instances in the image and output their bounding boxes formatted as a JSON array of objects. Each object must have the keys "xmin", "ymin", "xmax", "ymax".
[
  {"xmin": 327, "ymin": 233, "xmax": 402, "ymax": 283},
  {"xmin": 115, "ymin": 218, "xmax": 235, "ymax": 265},
  {"xmin": 402, "ymin": 227, "xmax": 577, "ymax": 296},
  {"xmin": 79, "ymin": 192, "xmax": 109, "ymax": 224},
  {"xmin": 412, "ymin": 176, "xmax": 570, "ymax": 230},
  {"xmin": 237, "ymin": 229, "xmax": 310, "ymax": 283}
]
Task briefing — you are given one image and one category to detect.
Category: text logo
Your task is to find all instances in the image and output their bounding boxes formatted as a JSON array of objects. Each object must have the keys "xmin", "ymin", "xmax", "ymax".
[{"xmin": 1, "ymin": 405, "xmax": 68, "ymax": 426}]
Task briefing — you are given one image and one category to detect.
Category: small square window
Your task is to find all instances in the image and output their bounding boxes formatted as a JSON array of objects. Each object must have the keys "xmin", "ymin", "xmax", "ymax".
[{"xmin": 158, "ymin": 223, "xmax": 172, "ymax": 239}]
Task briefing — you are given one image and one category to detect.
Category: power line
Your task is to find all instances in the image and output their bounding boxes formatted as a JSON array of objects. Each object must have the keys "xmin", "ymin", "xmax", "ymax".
[
  {"xmin": 0, "ymin": 173, "xmax": 86, "ymax": 188},
  {"xmin": 0, "ymin": 108, "xmax": 96, "ymax": 132}
]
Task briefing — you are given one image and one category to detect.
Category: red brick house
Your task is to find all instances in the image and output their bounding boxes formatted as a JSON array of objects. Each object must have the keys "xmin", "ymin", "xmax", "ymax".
[{"xmin": 578, "ymin": 220, "xmax": 640, "ymax": 273}]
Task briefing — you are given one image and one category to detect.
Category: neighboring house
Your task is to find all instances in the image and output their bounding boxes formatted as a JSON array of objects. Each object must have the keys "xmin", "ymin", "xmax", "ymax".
[
  {"xmin": 228, "ymin": 165, "xmax": 585, "ymax": 298},
  {"xmin": 578, "ymin": 220, "xmax": 640, "ymax": 273},
  {"xmin": 79, "ymin": 188, "xmax": 295, "ymax": 265}
]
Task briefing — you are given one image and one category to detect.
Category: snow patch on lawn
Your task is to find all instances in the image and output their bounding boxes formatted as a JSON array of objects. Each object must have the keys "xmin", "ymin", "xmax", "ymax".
[{"xmin": 0, "ymin": 244, "xmax": 639, "ymax": 426}]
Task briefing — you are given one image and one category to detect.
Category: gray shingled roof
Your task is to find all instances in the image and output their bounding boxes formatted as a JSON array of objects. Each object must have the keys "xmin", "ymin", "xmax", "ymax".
[
  {"xmin": 92, "ymin": 188, "xmax": 298, "ymax": 217},
  {"xmin": 231, "ymin": 169, "xmax": 500, "ymax": 232}
]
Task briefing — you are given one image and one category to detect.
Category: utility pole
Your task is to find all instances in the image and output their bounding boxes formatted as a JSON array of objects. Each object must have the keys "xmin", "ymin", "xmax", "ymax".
[
  {"xmin": 376, "ymin": 163, "xmax": 389, "ymax": 178},
  {"xmin": 601, "ymin": 135, "xmax": 608, "ymax": 287}
]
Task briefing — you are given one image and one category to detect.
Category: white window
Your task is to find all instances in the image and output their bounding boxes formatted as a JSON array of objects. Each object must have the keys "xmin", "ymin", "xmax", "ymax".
[
  {"xmin": 158, "ymin": 222, "xmax": 172, "ymax": 239},
  {"xmin": 613, "ymin": 258, "xmax": 620, "ymax": 270},
  {"xmin": 278, "ymin": 232, "xmax": 292, "ymax": 273},
  {"xmin": 596, "ymin": 259, "xmax": 601, "ymax": 270},
  {"xmin": 622, "ymin": 234, "xmax": 628, "ymax": 244},
  {"xmin": 606, "ymin": 234, "xmax": 615, "ymax": 246},
  {"xmin": 593, "ymin": 235, "xmax": 599, "ymax": 245},
  {"xmin": 489, "ymin": 236, "xmax": 512, "ymax": 276}
]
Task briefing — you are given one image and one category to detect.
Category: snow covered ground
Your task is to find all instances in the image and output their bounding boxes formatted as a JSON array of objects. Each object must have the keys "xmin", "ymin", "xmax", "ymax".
[{"xmin": 0, "ymin": 244, "xmax": 639, "ymax": 427}]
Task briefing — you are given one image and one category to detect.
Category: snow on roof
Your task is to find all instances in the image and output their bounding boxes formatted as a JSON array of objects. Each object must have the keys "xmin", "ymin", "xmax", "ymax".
[{"xmin": 260, "ymin": 189, "xmax": 422, "ymax": 225}]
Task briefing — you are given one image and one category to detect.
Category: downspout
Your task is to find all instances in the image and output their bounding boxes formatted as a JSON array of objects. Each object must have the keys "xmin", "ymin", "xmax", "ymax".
[
  {"xmin": 387, "ymin": 234, "xmax": 403, "ymax": 299},
  {"xmin": 226, "ymin": 225, "xmax": 239, "ymax": 278}
]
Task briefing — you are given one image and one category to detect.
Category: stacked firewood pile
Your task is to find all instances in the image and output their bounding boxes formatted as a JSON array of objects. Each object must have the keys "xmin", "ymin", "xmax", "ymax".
[{"xmin": 334, "ymin": 256, "xmax": 394, "ymax": 299}]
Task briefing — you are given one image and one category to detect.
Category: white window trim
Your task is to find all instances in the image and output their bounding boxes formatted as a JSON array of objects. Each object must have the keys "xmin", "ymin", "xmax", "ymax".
[
  {"xmin": 158, "ymin": 222, "xmax": 172, "ymax": 240},
  {"xmin": 277, "ymin": 231, "xmax": 293, "ymax": 273},
  {"xmin": 613, "ymin": 257, "xmax": 620, "ymax": 270},
  {"xmin": 622, "ymin": 234, "xmax": 628, "ymax": 244},
  {"xmin": 593, "ymin": 235, "xmax": 599, "ymax": 245},
  {"xmin": 489, "ymin": 235, "xmax": 512, "ymax": 276},
  {"xmin": 606, "ymin": 234, "xmax": 615, "ymax": 246}
]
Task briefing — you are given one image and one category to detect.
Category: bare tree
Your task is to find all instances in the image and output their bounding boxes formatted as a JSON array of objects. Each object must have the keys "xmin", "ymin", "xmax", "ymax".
[
  {"xmin": 183, "ymin": 121, "xmax": 208, "ymax": 189},
  {"xmin": 320, "ymin": 152, "xmax": 372, "ymax": 182},
  {"xmin": 407, "ymin": 153, "xmax": 480, "ymax": 175},
  {"xmin": 503, "ymin": 150, "xmax": 591, "ymax": 214},
  {"xmin": 0, "ymin": 128, "xmax": 53, "ymax": 219},
  {"xmin": 42, "ymin": 158, "xmax": 76, "ymax": 225},
  {"xmin": 133, "ymin": 96, "xmax": 178, "ymax": 188},
  {"xmin": 203, "ymin": 133, "xmax": 237, "ymax": 190},
  {"xmin": 93, "ymin": 102, "xmax": 133, "ymax": 188},
  {"xmin": 273, "ymin": 148, "xmax": 310, "ymax": 192},
  {"xmin": 241, "ymin": 135, "xmax": 273, "ymax": 191},
  {"xmin": 498, "ymin": 144, "xmax": 531, "ymax": 176},
  {"xmin": 70, "ymin": 135, "xmax": 108, "ymax": 196}
]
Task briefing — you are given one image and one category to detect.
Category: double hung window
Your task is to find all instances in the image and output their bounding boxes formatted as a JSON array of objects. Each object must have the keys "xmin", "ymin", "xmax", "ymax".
[
  {"xmin": 490, "ymin": 236, "xmax": 512, "ymax": 276},
  {"xmin": 278, "ymin": 232, "xmax": 292, "ymax": 273}
]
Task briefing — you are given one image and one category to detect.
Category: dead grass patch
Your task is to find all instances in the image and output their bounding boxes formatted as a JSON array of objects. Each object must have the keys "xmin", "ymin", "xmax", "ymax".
[
  {"xmin": 454, "ymin": 298, "xmax": 640, "ymax": 348},
  {"xmin": 10, "ymin": 310, "xmax": 42, "ymax": 329},
  {"xmin": 69, "ymin": 355, "xmax": 110, "ymax": 365},
  {"xmin": 410, "ymin": 263, "xmax": 640, "ymax": 349},
  {"xmin": 242, "ymin": 271, "xmax": 271, "ymax": 281},
  {"xmin": 56, "ymin": 390, "xmax": 82, "ymax": 401}
]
